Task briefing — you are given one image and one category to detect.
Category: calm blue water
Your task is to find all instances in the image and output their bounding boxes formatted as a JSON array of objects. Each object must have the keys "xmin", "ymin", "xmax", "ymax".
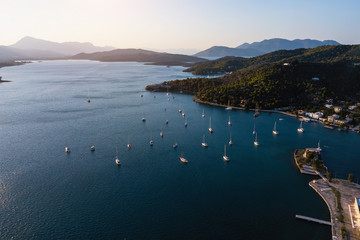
[{"xmin": 0, "ymin": 60, "xmax": 359, "ymax": 239}]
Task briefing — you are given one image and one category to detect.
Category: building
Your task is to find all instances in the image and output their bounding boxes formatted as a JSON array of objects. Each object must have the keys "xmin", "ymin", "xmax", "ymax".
[
  {"xmin": 355, "ymin": 198, "xmax": 360, "ymax": 218},
  {"xmin": 334, "ymin": 106, "xmax": 342, "ymax": 113},
  {"xmin": 324, "ymin": 104, "xmax": 333, "ymax": 109},
  {"xmin": 349, "ymin": 105, "xmax": 357, "ymax": 110},
  {"xmin": 328, "ymin": 114, "xmax": 339, "ymax": 123}
]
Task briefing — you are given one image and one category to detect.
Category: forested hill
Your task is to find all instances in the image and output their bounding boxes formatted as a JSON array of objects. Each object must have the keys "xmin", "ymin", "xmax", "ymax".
[
  {"xmin": 146, "ymin": 45, "xmax": 360, "ymax": 110},
  {"xmin": 185, "ymin": 45, "xmax": 360, "ymax": 75}
]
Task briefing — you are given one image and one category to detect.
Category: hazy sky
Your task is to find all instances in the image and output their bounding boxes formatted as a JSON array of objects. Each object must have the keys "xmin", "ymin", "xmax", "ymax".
[{"xmin": 1, "ymin": 0, "xmax": 359, "ymax": 52}]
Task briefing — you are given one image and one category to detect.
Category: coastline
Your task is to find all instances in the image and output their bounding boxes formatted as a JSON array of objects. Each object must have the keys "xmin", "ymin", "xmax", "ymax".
[
  {"xmin": 309, "ymin": 179, "xmax": 360, "ymax": 240},
  {"xmin": 193, "ymin": 97, "xmax": 297, "ymax": 117}
]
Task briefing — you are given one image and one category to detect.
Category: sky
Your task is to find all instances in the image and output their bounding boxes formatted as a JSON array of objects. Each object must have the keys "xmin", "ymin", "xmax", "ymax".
[{"xmin": 1, "ymin": 0, "xmax": 360, "ymax": 53}]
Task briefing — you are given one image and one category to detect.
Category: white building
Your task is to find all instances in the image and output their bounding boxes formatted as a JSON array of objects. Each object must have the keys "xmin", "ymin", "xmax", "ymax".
[{"xmin": 334, "ymin": 106, "xmax": 342, "ymax": 113}]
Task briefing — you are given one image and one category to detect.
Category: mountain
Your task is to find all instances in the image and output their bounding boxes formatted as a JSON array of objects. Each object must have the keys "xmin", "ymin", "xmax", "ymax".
[
  {"xmin": 194, "ymin": 46, "xmax": 264, "ymax": 58},
  {"xmin": 70, "ymin": 49, "xmax": 205, "ymax": 65},
  {"xmin": 237, "ymin": 38, "xmax": 340, "ymax": 53},
  {"xmin": 185, "ymin": 44, "xmax": 359, "ymax": 75},
  {"xmin": 194, "ymin": 38, "xmax": 341, "ymax": 59},
  {"xmin": 9, "ymin": 36, "xmax": 115, "ymax": 58}
]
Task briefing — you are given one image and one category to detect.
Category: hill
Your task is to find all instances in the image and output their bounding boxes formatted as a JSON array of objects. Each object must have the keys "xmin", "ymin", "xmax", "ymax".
[
  {"xmin": 237, "ymin": 38, "xmax": 340, "ymax": 53},
  {"xmin": 147, "ymin": 45, "xmax": 360, "ymax": 111},
  {"xmin": 185, "ymin": 45, "xmax": 360, "ymax": 75},
  {"xmin": 193, "ymin": 46, "xmax": 263, "ymax": 58},
  {"xmin": 193, "ymin": 38, "xmax": 340, "ymax": 58},
  {"xmin": 70, "ymin": 49, "xmax": 205, "ymax": 66}
]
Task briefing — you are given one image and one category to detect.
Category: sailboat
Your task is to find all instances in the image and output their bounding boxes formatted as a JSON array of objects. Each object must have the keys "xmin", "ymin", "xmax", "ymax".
[
  {"xmin": 317, "ymin": 140, "xmax": 322, "ymax": 152},
  {"xmin": 229, "ymin": 133, "xmax": 233, "ymax": 146},
  {"xmin": 166, "ymin": 88, "xmax": 170, "ymax": 96},
  {"xmin": 142, "ymin": 113, "xmax": 146, "ymax": 122},
  {"xmin": 87, "ymin": 90, "xmax": 90, "ymax": 103},
  {"xmin": 127, "ymin": 137, "xmax": 131, "ymax": 149},
  {"xmin": 225, "ymin": 99, "xmax": 232, "ymax": 110},
  {"xmin": 253, "ymin": 122, "xmax": 256, "ymax": 135},
  {"xmin": 90, "ymin": 144, "xmax": 95, "ymax": 151},
  {"xmin": 65, "ymin": 140, "xmax": 70, "ymax": 153},
  {"xmin": 179, "ymin": 105, "xmax": 182, "ymax": 113},
  {"xmin": 272, "ymin": 121, "xmax": 279, "ymax": 135},
  {"xmin": 165, "ymin": 119, "xmax": 169, "ymax": 124},
  {"xmin": 209, "ymin": 117, "xmax": 213, "ymax": 133},
  {"xmin": 182, "ymin": 110, "xmax": 185, "ymax": 118},
  {"xmin": 150, "ymin": 136, "xmax": 153, "ymax": 146},
  {"xmin": 184, "ymin": 118, "xmax": 188, "ymax": 127},
  {"xmin": 228, "ymin": 115, "xmax": 232, "ymax": 126},
  {"xmin": 173, "ymin": 138, "xmax": 178, "ymax": 148},
  {"xmin": 223, "ymin": 145, "xmax": 230, "ymax": 162},
  {"xmin": 297, "ymin": 121, "xmax": 304, "ymax": 133},
  {"xmin": 254, "ymin": 133, "xmax": 259, "ymax": 146},
  {"xmin": 160, "ymin": 128, "xmax": 163, "ymax": 137},
  {"xmin": 201, "ymin": 134, "xmax": 208, "ymax": 147},
  {"xmin": 115, "ymin": 148, "xmax": 120, "ymax": 165},
  {"xmin": 202, "ymin": 109, "xmax": 205, "ymax": 118},
  {"xmin": 179, "ymin": 150, "xmax": 188, "ymax": 163}
]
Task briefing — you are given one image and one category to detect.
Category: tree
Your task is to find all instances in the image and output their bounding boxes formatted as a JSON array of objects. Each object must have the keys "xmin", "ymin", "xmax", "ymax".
[
  {"xmin": 327, "ymin": 172, "xmax": 333, "ymax": 182},
  {"xmin": 348, "ymin": 173, "xmax": 354, "ymax": 183}
]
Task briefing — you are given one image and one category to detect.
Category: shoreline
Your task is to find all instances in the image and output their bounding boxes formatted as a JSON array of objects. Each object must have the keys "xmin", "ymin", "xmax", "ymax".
[
  {"xmin": 193, "ymin": 97, "xmax": 297, "ymax": 117},
  {"xmin": 309, "ymin": 179, "xmax": 360, "ymax": 239}
]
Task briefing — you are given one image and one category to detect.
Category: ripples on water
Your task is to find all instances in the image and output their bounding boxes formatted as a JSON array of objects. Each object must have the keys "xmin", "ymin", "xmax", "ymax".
[{"xmin": 0, "ymin": 60, "xmax": 358, "ymax": 239}]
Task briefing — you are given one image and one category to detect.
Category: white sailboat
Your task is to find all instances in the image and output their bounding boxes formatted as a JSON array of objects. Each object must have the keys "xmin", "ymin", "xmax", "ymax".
[
  {"xmin": 90, "ymin": 145, "xmax": 95, "ymax": 151},
  {"xmin": 253, "ymin": 122, "xmax": 256, "ymax": 135},
  {"xmin": 142, "ymin": 113, "xmax": 146, "ymax": 122},
  {"xmin": 173, "ymin": 138, "xmax": 178, "ymax": 148},
  {"xmin": 209, "ymin": 117, "xmax": 213, "ymax": 133},
  {"xmin": 65, "ymin": 140, "xmax": 70, "ymax": 153},
  {"xmin": 317, "ymin": 140, "xmax": 322, "ymax": 152},
  {"xmin": 184, "ymin": 118, "xmax": 188, "ymax": 127},
  {"xmin": 254, "ymin": 132, "xmax": 259, "ymax": 146},
  {"xmin": 87, "ymin": 90, "xmax": 90, "ymax": 103},
  {"xmin": 272, "ymin": 121, "xmax": 279, "ymax": 135},
  {"xmin": 179, "ymin": 104, "xmax": 182, "ymax": 113},
  {"xmin": 165, "ymin": 119, "xmax": 169, "ymax": 124},
  {"xmin": 179, "ymin": 150, "xmax": 188, "ymax": 163},
  {"xmin": 229, "ymin": 133, "xmax": 233, "ymax": 146},
  {"xmin": 223, "ymin": 145, "xmax": 230, "ymax": 162},
  {"xmin": 150, "ymin": 137, "xmax": 153, "ymax": 146},
  {"xmin": 297, "ymin": 121, "xmax": 304, "ymax": 133},
  {"xmin": 115, "ymin": 148, "xmax": 120, "ymax": 165},
  {"xmin": 202, "ymin": 109, "xmax": 205, "ymax": 118},
  {"xmin": 160, "ymin": 128, "xmax": 163, "ymax": 137},
  {"xmin": 225, "ymin": 99, "xmax": 232, "ymax": 110},
  {"xmin": 127, "ymin": 137, "xmax": 131, "ymax": 149},
  {"xmin": 228, "ymin": 115, "xmax": 232, "ymax": 126},
  {"xmin": 201, "ymin": 134, "xmax": 208, "ymax": 147}
]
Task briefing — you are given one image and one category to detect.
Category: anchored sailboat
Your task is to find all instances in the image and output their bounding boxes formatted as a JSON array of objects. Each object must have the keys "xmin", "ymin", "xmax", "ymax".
[
  {"xmin": 317, "ymin": 140, "xmax": 322, "ymax": 152},
  {"xmin": 228, "ymin": 115, "xmax": 232, "ymax": 126},
  {"xmin": 201, "ymin": 134, "xmax": 208, "ymax": 147},
  {"xmin": 202, "ymin": 109, "xmax": 205, "ymax": 118},
  {"xmin": 272, "ymin": 121, "xmax": 279, "ymax": 135},
  {"xmin": 254, "ymin": 132, "xmax": 259, "ymax": 146},
  {"xmin": 229, "ymin": 133, "xmax": 233, "ymax": 146},
  {"xmin": 173, "ymin": 138, "xmax": 178, "ymax": 148},
  {"xmin": 115, "ymin": 148, "xmax": 120, "ymax": 165},
  {"xmin": 223, "ymin": 145, "xmax": 229, "ymax": 162},
  {"xmin": 160, "ymin": 128, "xmax": 163, "ymax": 137},
  {"xmin": 297, "ymin": 121, "xmax": 304, "ymax": 133},
  {"xmin": 225, "ymin": 99, "xmax": 232, "ymax": 110},
  {"xmin": 179, "ymin": 150, "xmax": 188, "ymax": 163},
  {"xmin": 127, "ymin": 137, "xmax": 131, "ymax": 149},
  {"xmin": 87, "ymin": 90, "xmax": 90, "ymax": 103},
  {"xmin": 65, "ymin": 140, "xmax": 70, "ymax": 153},
  {"xmin": 209, "ymin": 117, "xmax": 213, "ymax": 133}
]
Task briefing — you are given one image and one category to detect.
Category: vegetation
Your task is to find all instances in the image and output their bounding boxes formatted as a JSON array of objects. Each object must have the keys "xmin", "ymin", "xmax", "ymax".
[
  {"xmin": 147, "ymin": 45, "xmax": 360, "ymax": 112},
  {"xmin": 327, "ymin": 172, "xmax": 333, "ymax": 182},
  {"xmin": 293, "ymin": 149, "xmax": 327, "ymax": 174},
  {"xmin": 341, "ymin": 226, "xmax": 347, "ymax": 238},
  {"xmin": 348, "ymin": 173, "xmax": 354, "ymax": 183}
]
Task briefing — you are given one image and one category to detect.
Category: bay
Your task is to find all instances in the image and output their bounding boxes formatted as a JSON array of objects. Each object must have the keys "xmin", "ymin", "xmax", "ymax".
[{"xmin": 0, "ymin": 60, "xmax": 359, "ymax": 239}]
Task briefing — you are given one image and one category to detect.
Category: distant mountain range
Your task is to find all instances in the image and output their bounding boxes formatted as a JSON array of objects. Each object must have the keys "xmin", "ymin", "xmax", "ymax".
[
  {"xmin": 71, "ymin": 49, "xmax": 205, "ymax": 65},
  {"xmin": 194, "ymin": 38, "xmax": 341, "ymax": 58},
  {"xmin": 0, "ymin": 36, "xmax": 115, "ymax": 60}
]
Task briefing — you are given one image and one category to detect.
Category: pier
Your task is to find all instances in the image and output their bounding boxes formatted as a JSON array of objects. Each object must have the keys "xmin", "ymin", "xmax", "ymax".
[{"xmin": 295, "ymin": 215, "xmax": 334, "ymax": 226}]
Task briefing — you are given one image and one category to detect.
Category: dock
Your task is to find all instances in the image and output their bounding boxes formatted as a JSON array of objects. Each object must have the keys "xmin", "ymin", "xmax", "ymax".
[{"xmin": 295, "ymin": 215, "xmax": 334, "ymax": 226}]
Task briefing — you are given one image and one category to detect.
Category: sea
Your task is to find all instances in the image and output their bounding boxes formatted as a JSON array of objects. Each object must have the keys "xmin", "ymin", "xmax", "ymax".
[{"xmin": 0, "ymin": 60, "xmax": 359, "ymax": 239}]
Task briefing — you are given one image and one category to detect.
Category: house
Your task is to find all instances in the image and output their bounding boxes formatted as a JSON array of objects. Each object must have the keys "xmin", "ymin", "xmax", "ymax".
[
  {"xmin": 334, "ymin": 106, "xmax": 342, "ymax": 113},
  {"xmin": 283, "ymin": 63, "xmax": 290, "ymax": 66},
  {"xmin": 349, "ymin": 105, "xmax": 357, "ymax": 110},
  {"xmin": 312, "ymin": 77, "xmax": 320, "ymax": 81},
  {"xmin": 328, "ymin": 114, "xmax": 339, "ymax": 122},
  {"xmin": 319, "ymin": 117, "xmax": 327, "ymax": 122},
  {"xmin": 306, "ymin": 112, "xmax": 323, "ymax": 119},
  {"xmin": 324, "ymin": 104, "xmax": 333, "ymax": 109}
]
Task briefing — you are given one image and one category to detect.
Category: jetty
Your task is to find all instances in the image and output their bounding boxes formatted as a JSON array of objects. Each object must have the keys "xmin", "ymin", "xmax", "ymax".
[{"xmin": 295, "ymin": 214, "xmax": 333, "ymax": 226}]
